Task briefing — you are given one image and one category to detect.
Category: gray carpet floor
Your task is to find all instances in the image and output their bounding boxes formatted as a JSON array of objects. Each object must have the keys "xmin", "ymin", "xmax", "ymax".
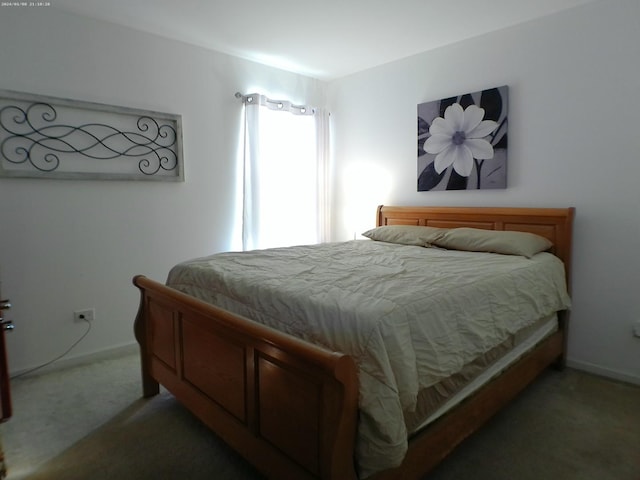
[{"xmin": 3, "ymin": 351, "xmax": 639, "ymax": 480}]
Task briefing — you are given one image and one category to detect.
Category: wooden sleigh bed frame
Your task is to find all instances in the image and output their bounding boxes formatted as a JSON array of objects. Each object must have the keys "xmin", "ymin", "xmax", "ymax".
[{"xmin": 133, "ymin": 205, "xmax": 575, "ymax": 480}]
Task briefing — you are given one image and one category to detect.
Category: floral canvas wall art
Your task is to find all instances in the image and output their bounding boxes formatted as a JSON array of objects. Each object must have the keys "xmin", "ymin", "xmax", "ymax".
[{"xmin": 418, "ymin": 86, "xmax": 508, "ymax": 191}]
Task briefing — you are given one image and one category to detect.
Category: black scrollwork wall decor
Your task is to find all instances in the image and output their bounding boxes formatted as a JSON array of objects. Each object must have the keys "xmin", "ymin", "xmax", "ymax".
[{"xmin": 0, "ymin": 90, "xmax": 183, "ymax": 181}]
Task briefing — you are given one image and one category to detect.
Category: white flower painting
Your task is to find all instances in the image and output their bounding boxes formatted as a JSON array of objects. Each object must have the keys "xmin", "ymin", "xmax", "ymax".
[{"xmin": 418, "ymin": 86, "xmax": 508, "ymax": 191}]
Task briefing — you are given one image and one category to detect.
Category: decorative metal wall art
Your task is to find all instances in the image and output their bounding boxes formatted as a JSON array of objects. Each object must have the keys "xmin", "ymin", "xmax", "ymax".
[
  {"xmin": 0, "ymin": 90, "xmax": 183, "ymax": 181},
  {"xmin": 418, "ymin": 85, "xmax": 508, "ymax": 191}
]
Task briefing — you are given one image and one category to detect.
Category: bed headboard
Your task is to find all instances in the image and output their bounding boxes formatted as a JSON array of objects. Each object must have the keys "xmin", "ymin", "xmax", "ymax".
[{"xmin": 376, "ymin": 205, "xmax": 575, "ymax": 286}]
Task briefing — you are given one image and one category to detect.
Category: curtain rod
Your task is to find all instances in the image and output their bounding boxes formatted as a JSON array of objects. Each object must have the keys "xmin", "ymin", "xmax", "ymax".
[{"xmin": 234, "ymin": 92, "xmax": 315, "ymax": 115}]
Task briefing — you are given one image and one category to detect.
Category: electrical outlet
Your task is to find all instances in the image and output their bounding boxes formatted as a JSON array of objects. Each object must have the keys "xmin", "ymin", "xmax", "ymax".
[{"xmin": 74, "ymin": 308, "xmax": 95, "ymax": 323}]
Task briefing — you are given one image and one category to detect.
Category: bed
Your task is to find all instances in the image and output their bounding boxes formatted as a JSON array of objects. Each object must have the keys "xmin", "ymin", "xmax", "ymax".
[{"xmin": 133, "ymin": 205, "xmax": 574, "ymax": 480}]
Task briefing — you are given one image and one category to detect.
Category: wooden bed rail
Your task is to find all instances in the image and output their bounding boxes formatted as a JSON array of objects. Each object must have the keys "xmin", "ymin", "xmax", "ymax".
[{"xmin": 133, "ymin": 275, "xmax": 359, "ymax": 480}]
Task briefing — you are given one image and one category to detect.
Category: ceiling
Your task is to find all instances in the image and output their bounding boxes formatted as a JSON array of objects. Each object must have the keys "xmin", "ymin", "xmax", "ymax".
[{"xmin": 53, "ymin": 0, "xmax": 596, "ymax": 81}]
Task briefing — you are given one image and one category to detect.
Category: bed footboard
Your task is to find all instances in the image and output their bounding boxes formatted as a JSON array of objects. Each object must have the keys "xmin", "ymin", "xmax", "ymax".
[{"xmin": 133, "ymin": 275, "xmax": 359, "ymax": 480}]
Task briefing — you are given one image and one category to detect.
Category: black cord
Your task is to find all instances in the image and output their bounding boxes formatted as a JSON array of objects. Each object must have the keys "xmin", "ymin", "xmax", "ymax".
[{"xmin": 10, "ymin": 317, "xmax": 92, "ymax": 380}]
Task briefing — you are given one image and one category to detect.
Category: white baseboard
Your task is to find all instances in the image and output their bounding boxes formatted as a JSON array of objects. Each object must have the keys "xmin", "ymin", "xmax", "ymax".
[
  {"xmin": 11, "ymin": 342, "xmax": 139, "ymax": 379},
  {"xmin": 567, "ymin": 358, "xmax": 640, "ymax": 386},
  {"xmin": 13, "ymin": 343, "xmax": 639, "ymax": 387}
]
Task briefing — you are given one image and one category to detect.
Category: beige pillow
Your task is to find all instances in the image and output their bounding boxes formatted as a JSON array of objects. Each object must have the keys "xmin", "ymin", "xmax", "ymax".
[
  {"xmin": 432, "ymin": 227, "xmax": 553, "ymax": 258},
  {"xmin": 361, "ymin": 225, "xmax": 446, "ymax": 246}
]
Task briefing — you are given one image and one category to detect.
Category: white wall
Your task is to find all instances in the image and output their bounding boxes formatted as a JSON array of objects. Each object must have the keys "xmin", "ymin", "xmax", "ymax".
[
  {"xmin": 328, "ymin": 0, "xmax": 640, "ymax": 383},
  {"xmin": 0, "ymin": 7, "xmax": 325, "ymax": 373}
]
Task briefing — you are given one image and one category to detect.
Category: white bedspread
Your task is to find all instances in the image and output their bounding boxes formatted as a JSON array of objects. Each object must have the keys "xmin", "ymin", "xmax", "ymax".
[{"xmin": 166, "ymin": 240, "xmax": 571, "ymax": 478}]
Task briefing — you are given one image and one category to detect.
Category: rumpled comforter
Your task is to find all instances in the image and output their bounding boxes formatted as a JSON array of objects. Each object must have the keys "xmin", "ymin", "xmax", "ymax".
[{"xmin": 166, "ymin": 240, "xmax": 571, "ymax": 478}]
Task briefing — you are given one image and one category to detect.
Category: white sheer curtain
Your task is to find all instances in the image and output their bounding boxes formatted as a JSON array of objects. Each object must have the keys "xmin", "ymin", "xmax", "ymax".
[{"xmin": 240, "ymin": 93, "xmax": 329, "ymax": 251}]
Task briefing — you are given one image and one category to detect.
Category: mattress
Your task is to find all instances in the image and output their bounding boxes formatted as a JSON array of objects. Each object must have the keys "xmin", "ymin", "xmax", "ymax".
[
  {"xmin": 166, "ymin": 240, "xmax": 571, "ymax": 478},
  {"xmin": 406, "ymin": 314, "xmax": 558, "ymax": 435}
]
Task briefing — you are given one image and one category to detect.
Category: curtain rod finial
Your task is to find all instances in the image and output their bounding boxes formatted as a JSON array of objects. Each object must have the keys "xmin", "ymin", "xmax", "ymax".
[{"xmin": 235, "ymin": 92, "xmax": 243, "ymax": 99}]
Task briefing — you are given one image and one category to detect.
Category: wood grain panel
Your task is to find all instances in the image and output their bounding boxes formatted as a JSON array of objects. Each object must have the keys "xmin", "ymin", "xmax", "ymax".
[
  {"xmin": 148, "ymin": 299, "xmax": 176, "ymax": 371},
  {"xmin": 258, "ymin": 354, "xmax": 321, "ymax": 475},
  {"xmin": 386, "ymin": 218, "xmax": 421, "ymax": 226},
  {"xmin": 425, "ymin": 220, "xmax": 495, "ymax": 229},
  {"xmin": 181, "ymin": 316, "xmax": 247, "ymax": 422}
]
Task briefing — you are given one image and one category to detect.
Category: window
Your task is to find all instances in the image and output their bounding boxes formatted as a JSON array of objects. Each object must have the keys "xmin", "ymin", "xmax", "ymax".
[{"xmin": 240, "ymin": 93, "xmax": 328, "ymax": 251}]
